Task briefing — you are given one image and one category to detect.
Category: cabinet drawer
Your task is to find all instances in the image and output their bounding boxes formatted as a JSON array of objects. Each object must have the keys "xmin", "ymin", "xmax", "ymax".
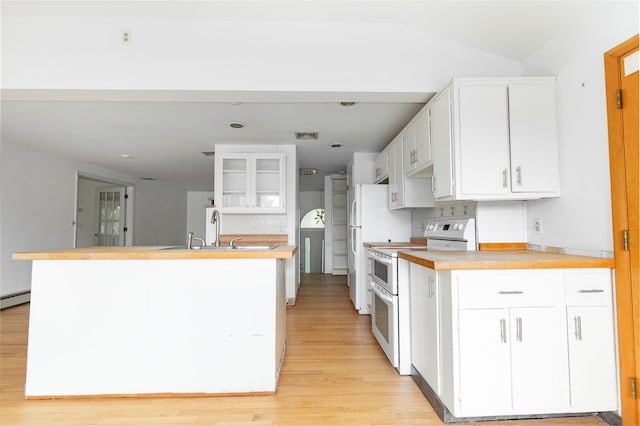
[
  {"xmin": 457, "ymin": 272, "xmax": 563, "ymax": 309},
  {"xmin": 564, "ymin": 270, "xmax": 612, "ymax": 306}
]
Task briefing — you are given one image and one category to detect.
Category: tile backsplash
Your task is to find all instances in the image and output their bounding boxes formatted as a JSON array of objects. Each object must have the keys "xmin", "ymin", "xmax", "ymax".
[{"xmin": 222, "ymin": 214, "xmax": 287, "ymax": 234}]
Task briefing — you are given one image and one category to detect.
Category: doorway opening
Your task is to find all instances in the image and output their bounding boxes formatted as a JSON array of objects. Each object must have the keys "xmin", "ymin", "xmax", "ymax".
[
  {"xmin": 300, "ymin": 208, "xmax": 325, "ymax": 273},
  {"xmin": 75, "ymin": 174, "xmax": 134, "ymax": 248}
]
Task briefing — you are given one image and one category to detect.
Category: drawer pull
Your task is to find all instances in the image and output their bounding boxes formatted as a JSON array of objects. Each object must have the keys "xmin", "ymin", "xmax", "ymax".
[
  {"xmin": 499, "ymin": 319, "xmax": 507, "ymax": 343},
  {"xmin": 577, "ymin": 289, "xmax": 604, "ymax": 293},
  {"xmin": 516, "ymin": 317, "xmax": 523, "ymax": 342},
  {"xmin": 498, "ymin": 290, "xmax": 524, "ymax": 295},
  {"xmin": 574, "ymin": 316, "xmax": 583, "ymax": 341}
]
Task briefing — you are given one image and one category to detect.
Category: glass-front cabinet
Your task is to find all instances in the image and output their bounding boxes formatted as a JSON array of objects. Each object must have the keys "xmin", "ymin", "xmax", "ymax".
[{"xmin": 215, "ymin": 153, "xmax": 285, "ymax": 213}]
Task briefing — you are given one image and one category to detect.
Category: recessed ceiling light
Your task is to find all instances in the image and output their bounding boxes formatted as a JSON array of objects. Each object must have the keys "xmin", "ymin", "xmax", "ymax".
[
  {"xmin": 339, "ymin": 101, "xmax": 357, "ymax": 107},
  {"xmin": 139, "ymin": 177, "xmax": 156, "ymax": 181},
  {"xmin": 229, "ymin": 122, "xmax": 245, "ymax": 129},
  {"xmin": 295, "ymin": 132, "xmax": 319, "ymax": 140},
  {"xmin": 201, "ymin": 151, "xmax": 215, "ymax": 157},
  {"xmin": 330, "ymin": 143, "xmax": 343, "ymax": 148},
  {"xmin": 120, "ymin": 154, "xmax": 132, "ymax": 158}
]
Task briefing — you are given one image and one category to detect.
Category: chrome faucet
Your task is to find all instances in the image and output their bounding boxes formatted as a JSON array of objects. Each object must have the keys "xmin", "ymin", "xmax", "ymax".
[
  {"xmin": 210, "ymin": 209, "xmax": 221, "ymax": 247},
  {"xmin": 229, "ymin": 237, "xmax": 242, "ymax": 249},
  {"xmin": 187, "ymin": 231, "xmax": 206, "ymax": 249}
]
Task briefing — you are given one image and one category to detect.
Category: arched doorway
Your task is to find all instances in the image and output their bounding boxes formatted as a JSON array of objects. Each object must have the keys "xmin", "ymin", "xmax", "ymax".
[{"xmin": 300, "ymin": 208, "xmax": 325, "ymax": 273}]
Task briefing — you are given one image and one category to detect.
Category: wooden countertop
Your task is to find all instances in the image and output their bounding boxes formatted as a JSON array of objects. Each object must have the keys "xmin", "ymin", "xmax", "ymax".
[
  {"xmin": 398, "ymin": 250, "xmax": 614, "ymax": 270},
  {"xmin": 13, "ymin": 245, "xmax": 298, "ymax": 261}
]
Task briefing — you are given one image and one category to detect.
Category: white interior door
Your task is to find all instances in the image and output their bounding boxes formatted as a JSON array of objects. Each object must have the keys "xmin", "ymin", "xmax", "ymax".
[{"xmin": 95, "ymin": 186, "xmax": 126, "ymax": 246}]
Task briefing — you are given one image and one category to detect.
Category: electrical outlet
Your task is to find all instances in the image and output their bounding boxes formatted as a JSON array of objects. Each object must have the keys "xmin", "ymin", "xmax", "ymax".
[
  {"xmin": 534, "ymin": 218, "xmax": 543, "ymax": 234},
  {"xmin": 122, "ymin": 30, "xmax": 132, "ymax": 45}
]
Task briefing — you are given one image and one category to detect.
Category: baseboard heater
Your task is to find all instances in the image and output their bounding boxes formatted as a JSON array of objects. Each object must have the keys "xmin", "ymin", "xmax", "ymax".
[{"xmin": 1, "ymin": 290, "xmax": 30, "ymax": 310}]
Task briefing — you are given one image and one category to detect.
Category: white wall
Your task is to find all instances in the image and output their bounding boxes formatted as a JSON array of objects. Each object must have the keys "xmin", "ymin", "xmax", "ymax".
[
  {"xmin": 2, "ymin": 16, "xmax": 521, "ymax": 94},
  {"xmin": 0, "ymin": 142, "xmax": 188, "ymax": 297},
  {"xmin": 186, "ymin": 191, "xmax": 211, "ymax": 242},
  {"xmin": 350, "ymin": 152, "xmax": 377, "ymax": 185},
  {"xmin": 521, "ymin": 2, "xmax": 638, "ymax": 255}
]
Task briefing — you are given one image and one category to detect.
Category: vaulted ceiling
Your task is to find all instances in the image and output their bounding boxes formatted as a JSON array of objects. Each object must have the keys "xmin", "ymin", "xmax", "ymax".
[{"xmin": 1, "ymin": 1, "xmax": 615, "ymax": 191}]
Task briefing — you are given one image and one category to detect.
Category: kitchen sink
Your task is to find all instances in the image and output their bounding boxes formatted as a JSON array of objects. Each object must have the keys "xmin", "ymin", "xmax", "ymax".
[{"xmin": 160, "ymin": 245, "xmax": 277, "ymax": 251}]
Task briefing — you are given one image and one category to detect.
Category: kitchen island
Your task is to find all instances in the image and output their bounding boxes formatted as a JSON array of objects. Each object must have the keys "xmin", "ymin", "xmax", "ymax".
[
  {"xmin": 398, "ymin": 249, "xmax": 617, "ymax": 423},
  {"xmin": 13, "ymin": 245, "xmax": 296, "ymax": 399}
]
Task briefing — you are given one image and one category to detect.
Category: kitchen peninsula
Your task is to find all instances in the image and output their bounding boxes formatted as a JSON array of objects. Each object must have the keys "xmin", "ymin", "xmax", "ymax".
[{"xmin": 13, "ymin": 245, "xmax": 296, "ymax": 398}]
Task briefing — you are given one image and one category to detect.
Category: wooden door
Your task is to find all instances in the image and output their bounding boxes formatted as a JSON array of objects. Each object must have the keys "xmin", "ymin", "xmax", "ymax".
[{"xmin": 604, "ymin": 34, "xmax": 639, "ymax": 425}]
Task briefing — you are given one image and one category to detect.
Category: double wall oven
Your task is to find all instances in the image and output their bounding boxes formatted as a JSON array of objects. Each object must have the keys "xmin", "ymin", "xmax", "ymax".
[{"xmin": 367, "ymin": 218, "xmax": 476, "ymax": 374}]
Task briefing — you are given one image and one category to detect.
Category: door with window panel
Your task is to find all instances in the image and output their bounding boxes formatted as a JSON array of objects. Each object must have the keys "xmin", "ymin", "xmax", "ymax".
[{"xmin": 96, "ymin": 187, "xmax": 126, "ymax": 246}]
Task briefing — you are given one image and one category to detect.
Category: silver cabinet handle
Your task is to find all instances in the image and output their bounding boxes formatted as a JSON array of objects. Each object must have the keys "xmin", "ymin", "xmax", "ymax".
[
  {"xmin": 431, "ymin": 177, "xmax": 436, "ymax": 193},
  {"xmin": 498, "ymin": 290, "xmax": 524, "ymax": 295},
  {"xmin": 578, "ymin": 289, "xmax": 604, "ymax": 293},
  {"xmin": 428, "ymin": 276, "xmax": 435, "ymax": 297},
  {"xmin": 413, "ymin": 150, "xmax": 418, "ymax": 164},
  {"xmin": 516, "ymin": 166, "xmax": 522, "ymax": 186},
  {"xmin": 500, "ymin": 318, "xmax": 507, "ymax": 343},
  {"xmin": 516, "ymin": 317, "xmax": 523, "ymax": 342},
  {"xmin": 502, "ymin": 168, "xmax": 508, "ymax": 188},
  {"xmin": 574, "ymin": 316, "xmax": 583, "ymax": 341}
]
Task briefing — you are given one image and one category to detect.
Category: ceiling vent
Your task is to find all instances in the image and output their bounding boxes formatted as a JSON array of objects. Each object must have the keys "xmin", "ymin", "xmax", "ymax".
[
  {"xmin": 139, "ymin": 177, "xmax": 157, "ymax": 181},
  {"xmin": 299, "ymin": 168, "xmax": 318, "ymax": 176},
  {"xmin": 295, "ymin": 132, "xmax": 319, "ymax": 140}
]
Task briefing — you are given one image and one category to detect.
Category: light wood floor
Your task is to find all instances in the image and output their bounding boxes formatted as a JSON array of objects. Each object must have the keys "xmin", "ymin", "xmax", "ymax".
[{"xmin": 0, "ymin": 274, "xmax": 606, "ymax": 425}]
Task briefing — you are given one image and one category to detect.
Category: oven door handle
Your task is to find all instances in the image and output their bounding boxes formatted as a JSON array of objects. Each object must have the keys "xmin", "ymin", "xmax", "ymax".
[{"xmin": 371, "ymin": 284, "xmax": 394, "ymax": 303}]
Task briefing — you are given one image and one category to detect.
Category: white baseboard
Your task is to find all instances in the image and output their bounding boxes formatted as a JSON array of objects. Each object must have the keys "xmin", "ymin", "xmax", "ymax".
[{"xmin": 0, "ymin": 292, "xmax": 31, "ymax": 310}]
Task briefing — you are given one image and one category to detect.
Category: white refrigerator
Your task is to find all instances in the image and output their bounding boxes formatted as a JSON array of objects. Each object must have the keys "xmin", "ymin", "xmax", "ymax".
[{"xmin": 347, "ymin": 184, "xmax": 411, "ymax": 314}]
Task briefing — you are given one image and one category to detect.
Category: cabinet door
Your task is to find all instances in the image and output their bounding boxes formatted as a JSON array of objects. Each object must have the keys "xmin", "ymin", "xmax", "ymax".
[
  {"xmin": 216, "ymin": 153, "xmax": 285, "ymax": 212},
  {"xmin": 457, "ymin": 308, "xmax": 512, "ymax": 415},
  {"xmin": 254, "ymin": 155, "xmax": 285, "ymax": 211},
  {"xmin": 217, "ymin": 155, "xmax": 251, "ymax": 209},
  {"xmin": 388, "ymin": 136, "xmax": 404, "ymax": 209},
  {"xmin": 508, "ymin": 83, "xmax": 560, "ymax": 193},
  {"xmin": 457, "ymin": 85, "xmax": 511, "ymax": 196},
  {"xmin": 509, "ymin": 306, "xmax": 570, "ymax": 411},
  {"xmin": 413, "ymin": 108, "xmax": 431, "ymax": 170},
  {"xmin": 566, "ymin": 306, "xmax": 617, "ymax": 410},
  {"xmin": 430, "ymin": 88, "xmax": 454, "ymax": 199},
  {"xmin": 410, "ymin": 264, "xmax": 440, "ymax": 394},
  {"xmin": 374, "ymin": 148, "xmax": 389, "ymax": 183},
  {"xmin": 403, "ymin": 121, "xmax": 417, "ymax": 175}
]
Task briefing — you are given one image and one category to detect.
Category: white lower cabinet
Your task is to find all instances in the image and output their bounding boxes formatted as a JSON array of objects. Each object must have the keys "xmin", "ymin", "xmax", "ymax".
[
  {"xmin": 411, "ymin": 267, "xmax": 617, "ymax": 420},
  {"xmin": 410, "ymin": 264, "xmax": 440, "ymax": 394},
  {"xmin": 565, "ymin": 270, "xmax": 618, "ymax": 410}
]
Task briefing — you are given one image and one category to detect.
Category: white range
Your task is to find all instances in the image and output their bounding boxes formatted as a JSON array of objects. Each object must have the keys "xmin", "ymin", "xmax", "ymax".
[{"xmin": 368, "ymin": 218, "xmax": 476, "ymax": 374}]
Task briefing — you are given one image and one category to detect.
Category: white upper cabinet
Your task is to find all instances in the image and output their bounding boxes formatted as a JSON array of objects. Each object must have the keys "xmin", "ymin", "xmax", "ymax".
[
  {"xmin": 430, "ymin": 88, "xmax": 454, "ymax": 199},
  {"xmin": 430, "ymin": 77, "xmax": 560, "ymax": 201},
  {"xmin": 215, "ymin": 153, "xmax": 285, "ymax": 213},
  {"xmin": 388, "ymin": 131, "xmax": 434, "ymax": 210},
  {"xmin": 404, "ymin": 106, "xmax": 432, "ymax": 177},
  {"xmin": 373, "ymin": 145, "xmax": 390, "ymax": 183},
  {"xmin": 387, "ymin": 134, "xmax": 404, "ymax": 209},
  {"xmin": 508, "ymin": 83, "xmax": 560, "ymax": 194}
]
